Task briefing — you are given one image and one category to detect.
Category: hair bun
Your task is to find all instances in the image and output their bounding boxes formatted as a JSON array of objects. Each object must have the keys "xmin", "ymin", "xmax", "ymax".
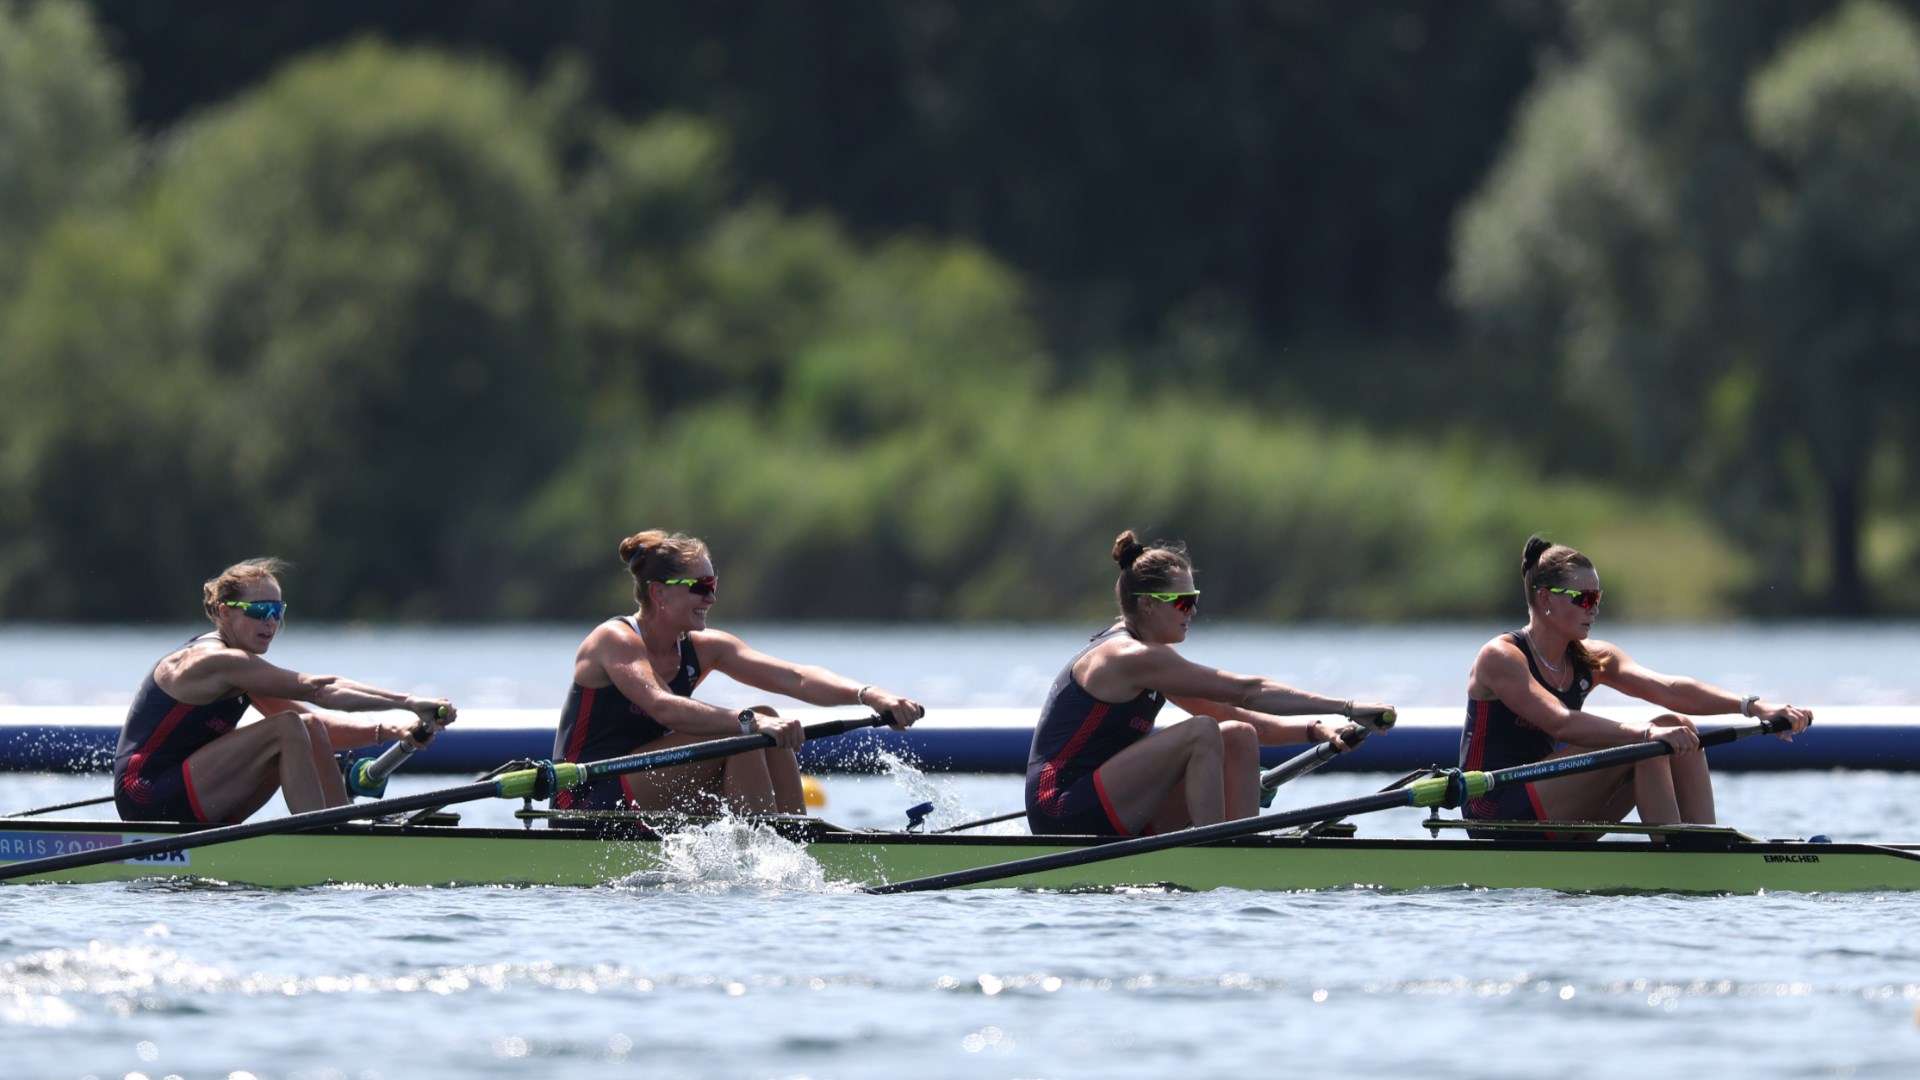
[
  {"xmin": 1112, "ymin": 529, "xmax": 1146, "ymax": 569},
  {"xmin": 620, "ymin": 529, "xmax": 667, "ymax": 568},
  {"xmin": 1522, "ymin": 534, "xmax": 1552, "ymax": 576}
]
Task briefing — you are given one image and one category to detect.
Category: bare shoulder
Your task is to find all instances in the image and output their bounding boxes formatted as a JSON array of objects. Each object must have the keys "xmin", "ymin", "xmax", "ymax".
[
  {"xmin": 1581, "ymin": 637, "xmax": 1625, "ymax": 676},
  {"xmin": 1473, "ymin": 634, "xmax": 1526, "ymax": 673}
]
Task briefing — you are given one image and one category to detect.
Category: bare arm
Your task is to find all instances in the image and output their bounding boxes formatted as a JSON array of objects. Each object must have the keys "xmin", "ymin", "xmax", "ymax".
[
  {"xmin": 1593, "ymin": 641, "xmax": 1813, "ymax": 736},
  {"xmin": 1471, "ymin": 638, "xmax": 1648, "ymax": 748},
  {"xmin": 1169, "ymin": 696, "xmax": 1347, "ymax": 747},
  {"xmin": 1094, "ymin": 640, "xmax": 1366, "ymax": 718},
  {"xmin": 191, "ymin": 652, "xmax": 450, "ymax": 727},
  {"xmin": 701, "ymin": 631, "xmax": 925, "ymax": 728}
]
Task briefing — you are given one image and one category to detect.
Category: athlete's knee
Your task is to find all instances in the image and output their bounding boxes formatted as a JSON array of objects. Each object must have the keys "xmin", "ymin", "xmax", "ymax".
[
  {"xmin": 1218, "ymin": 720, "xmax": 1257, "ymax": 754},
  {"xmin": 298, "ymin": 712, "xmax": 335, "ymax": 752},
  {"xmin": 1181, "ymin": 716, "xmax": 1225, "ymax": 755},
  {"xmin": 263, "ymin": 710, "xmax": 311, "ymax": 743}
]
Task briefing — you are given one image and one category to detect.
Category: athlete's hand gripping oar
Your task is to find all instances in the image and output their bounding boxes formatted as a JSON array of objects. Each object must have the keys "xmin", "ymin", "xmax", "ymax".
[
  {"xmin": 1258, "ymin": 706, "xmax": 1397, "ymax": 808},
  {"xmin": 345, "ymin": 705, "xmax": 452, "ymax": 799},
  {"xmin": 867, "ymin": 716, "xmax": 1795, "ymax": 895},
  {"xmin": 0, "ymin": 715, "xmax": 891, "ymax": 883}
]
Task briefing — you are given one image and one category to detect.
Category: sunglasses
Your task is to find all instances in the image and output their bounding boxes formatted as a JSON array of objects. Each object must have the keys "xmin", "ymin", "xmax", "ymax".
[
  {"xmin": 221, "ymin": 599, "xmax": 287, "ymax": 621},
  {"xmin": 1136, "ymin": 590, "xmax": 1200, "ymax": 613},
  {"xmin": 660, "ymin": 576, "xmax": 718, "ymax": 599},
  {"xmin": 1541, "ymin": 586, "xmax": 1603, "ymax": 611}
]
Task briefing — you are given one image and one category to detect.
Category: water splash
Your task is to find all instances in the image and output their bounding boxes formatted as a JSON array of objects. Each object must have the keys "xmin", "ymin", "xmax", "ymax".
[
  {"xmin": 611, "ymin": 818, "xmax": 846, "ymax": 893},
  {"xmin": 862, "ymin": 746, "xmax": 1022, "ymax": 834}
]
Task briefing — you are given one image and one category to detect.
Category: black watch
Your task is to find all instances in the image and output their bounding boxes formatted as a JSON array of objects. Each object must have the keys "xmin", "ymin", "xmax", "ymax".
[{"xmin": 737, "ymin": 709, "xmax": 758, "ymax": 735}]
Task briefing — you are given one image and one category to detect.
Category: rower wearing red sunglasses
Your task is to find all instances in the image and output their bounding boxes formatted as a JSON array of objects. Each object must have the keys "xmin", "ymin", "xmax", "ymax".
[
  {"xmin": 113, "ymin": 558, "xmax": 456, "ymax": 824},
  {"xmin": 553, "ymin": 529, "xmax": 924, "ymax": 814},
  {"xmin": 1462, "ymin": 535, "xmax": 1813, "ymax": 832},
  {"xmin": 1024, "ymin": 530, "xmax": 1395, "ymax": 837}
]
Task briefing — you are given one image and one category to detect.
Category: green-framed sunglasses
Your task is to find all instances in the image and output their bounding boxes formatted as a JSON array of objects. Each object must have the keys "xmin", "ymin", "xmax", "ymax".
[{"xmin": 1135, "ymin": 589, "xmax": 1200, "ymax": 613}]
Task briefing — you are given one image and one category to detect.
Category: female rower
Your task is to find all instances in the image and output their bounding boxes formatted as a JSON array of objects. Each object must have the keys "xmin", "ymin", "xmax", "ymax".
[
  {"xmin": 553, "ymin": 529, "xmax": 924, "ymax": 815},
  {"xmin": 1461, "ymin": 536, "xmax": 1813, "ymax": 830},
  {"xmin": 1024, "ymin": 531, "xmax": 1394, "ymax": 837},
  {"xmin": 115, "ymin": 558, "xmax": 456, "ymax": 824}
]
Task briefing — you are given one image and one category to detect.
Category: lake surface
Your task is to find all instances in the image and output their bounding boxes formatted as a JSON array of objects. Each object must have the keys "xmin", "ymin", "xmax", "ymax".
[{"xmin": 4, "ymin": 623, "xmax": 1920, "ymax": 1078}]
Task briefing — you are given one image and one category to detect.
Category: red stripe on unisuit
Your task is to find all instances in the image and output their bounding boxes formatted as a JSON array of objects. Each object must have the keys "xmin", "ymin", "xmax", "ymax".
[
  {"xmin": 128, "ymin": 702, "xmax": 196, "ymax": 783},
  {"xmin": 181, "ymin": 757, "xmax": 210, "ymax": 823},
  {"xmin": 1091, "ymin": 769, "xmax": 1132, "ymax": 837},
  {"xmin": 564, "ymin": 686, "xmax": 597, "ymax": 763},
  {"xmin": 1034, "ymin": 702, "xmax": 1111, "ymax": 814}
]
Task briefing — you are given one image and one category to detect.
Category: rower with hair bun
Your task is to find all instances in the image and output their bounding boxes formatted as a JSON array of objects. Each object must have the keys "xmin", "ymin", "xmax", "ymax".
[
  {"xmin": 1023, "ymin": 530, "xmax": 1395, "ymax": 837},
  {"xmin": 1462, "ymin": 535, "xmax": 1814, "ymax": 833},
  {"xmin": 553, "ymin": 529, "xmax": 924, "ymax": 815},
  {"xmin": 114, "ymin": 558, "xmax": 456, "ymax": 824}
]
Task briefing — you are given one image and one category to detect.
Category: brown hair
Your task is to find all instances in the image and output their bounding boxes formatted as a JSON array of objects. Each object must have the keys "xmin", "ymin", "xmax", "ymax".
[
  {"xmin": 619, "ymin": 529, "xmax": 710, "ymax": 610},
  {"xmin": 202, "ymin": 557, "xmax": 290, "ymax": 621},
  {"xmin": 1112, "ymin": 529, "xmax": 1193, "ymax": 620},
  {"xmin": 1521, "ymin": 534, "xmax": 1599, "ymax": 670}
]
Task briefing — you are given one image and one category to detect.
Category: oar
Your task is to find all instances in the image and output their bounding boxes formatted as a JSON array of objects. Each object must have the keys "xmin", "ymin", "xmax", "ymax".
[
  {"xmin": 1257, "ymin": 709, "xmax": 1396, "ymax": 808},
  {"xmin": 0, "ymin": 715, "xmax": 889, "ymax": 883},
  {"xmin": 4, "ymin": 794, "xmax": 116, "ymax": 819},
  {"xmin": 867, "ymin": 716, "xmax": 1794, "ymax": 895},
  {"xmin": 344, "ymin": 709, "xmax": 447, "ymax": 800}
]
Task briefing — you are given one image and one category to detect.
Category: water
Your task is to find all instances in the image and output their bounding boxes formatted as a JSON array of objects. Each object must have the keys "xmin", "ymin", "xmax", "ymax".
[{"xmin": 4, "ymin": 624, "xmax": 1920, "ymax": 1077}]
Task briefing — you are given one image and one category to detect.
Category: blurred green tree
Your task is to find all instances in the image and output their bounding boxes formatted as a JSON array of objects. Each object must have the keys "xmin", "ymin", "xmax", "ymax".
[
  {"xmin": 1452, "ymin": 0, "xmax": 1920, "ymax": 612},
  {"xmin": 0, "ymin": 0, "xmax": 130, "ymax": 304}
]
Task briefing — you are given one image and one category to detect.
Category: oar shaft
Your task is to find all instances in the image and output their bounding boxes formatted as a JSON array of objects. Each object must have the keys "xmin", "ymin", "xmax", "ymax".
[
  {"xmin": 868, "ymin": 786, "xmax": 1420, "ymax": 894},
  {"xmin": 1, "ymin": 715, "xmax": 890, "ymax": 883}
]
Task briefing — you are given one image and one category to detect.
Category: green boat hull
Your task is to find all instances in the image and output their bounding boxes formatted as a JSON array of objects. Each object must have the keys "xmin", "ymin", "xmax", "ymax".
[{"xmin": 5, "ymin": 818, "xmax": 1920, "ymax": 893}]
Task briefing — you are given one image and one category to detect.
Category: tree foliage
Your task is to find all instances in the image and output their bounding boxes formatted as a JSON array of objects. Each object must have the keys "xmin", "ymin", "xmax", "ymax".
[{"xmin": 1453, "ymin": 0, "xmax": 1920, "ymax": 611}]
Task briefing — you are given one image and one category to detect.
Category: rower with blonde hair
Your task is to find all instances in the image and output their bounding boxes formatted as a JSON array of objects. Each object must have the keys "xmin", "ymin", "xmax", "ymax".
[{"xmin": 114, "ymin": 558, "xmax": 455, "ymax": 823}]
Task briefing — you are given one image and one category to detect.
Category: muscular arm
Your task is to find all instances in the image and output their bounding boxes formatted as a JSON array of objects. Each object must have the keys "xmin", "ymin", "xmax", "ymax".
[
  {"xmin": 1471, "ymin": 638, "xmax": 1644, "ymax": 748},
  {"xmin": 1593, "ymin": 642, "xmax": 1744, "ymax": 714},
  {"xmin": 700, "ymin": 631, "xmax": 866, "ymax": 707},
  {"xmin": 1096, "ymin": 641, "xmax": 1351, "ymax": 717},
  {"xmin": 191, "ymin": 652, "xmax": 438, "ymax": 716},
  {"xmin": 1169, "ymin": 696, "xmax": 1343, "ymax": 746}
]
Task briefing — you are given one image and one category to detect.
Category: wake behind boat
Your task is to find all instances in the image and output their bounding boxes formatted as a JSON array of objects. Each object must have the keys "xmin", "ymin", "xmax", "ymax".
[{"xmin": 3, "ymin": 810, "xmax": 1919, "ymax": 893}]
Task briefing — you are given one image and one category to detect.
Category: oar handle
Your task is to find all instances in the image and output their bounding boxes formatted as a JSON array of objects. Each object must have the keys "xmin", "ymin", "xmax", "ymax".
[
  {"xmin": 346, "ymin": 709, "xmax": 446, "ymax": 799},
  {"xmin": 1258, "ymin": 724, "xmax": 1371, "ymax": 807}
]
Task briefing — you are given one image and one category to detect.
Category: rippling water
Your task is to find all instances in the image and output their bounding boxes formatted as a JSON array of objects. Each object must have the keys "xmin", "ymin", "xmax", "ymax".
[
  {"xmin": 5, "ymin": 769, "xmax": 1920, "ymax": 1079},
  {"xmin": 7, "ymin": 623, "xmax": 1920, "ymax": 1077}
]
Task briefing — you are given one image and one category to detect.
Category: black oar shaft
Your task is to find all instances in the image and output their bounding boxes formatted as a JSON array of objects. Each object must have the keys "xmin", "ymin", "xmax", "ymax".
[
  {"xmin": 869, "ymin": 717, "xmax": 1790, "ymax": 895},
  {"xmin": 4, "ymin": 794, "xmax": 116, "ymax": 819},
  {"xmin": 1, "ymin": 715, "xmax": 888, "ymax": 883}
]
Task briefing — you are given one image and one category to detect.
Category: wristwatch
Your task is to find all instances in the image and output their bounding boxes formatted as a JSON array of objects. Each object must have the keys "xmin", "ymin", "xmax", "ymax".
[{"xmin": 738, "ymin": 709, "xmax": 759, "ymax": 735}]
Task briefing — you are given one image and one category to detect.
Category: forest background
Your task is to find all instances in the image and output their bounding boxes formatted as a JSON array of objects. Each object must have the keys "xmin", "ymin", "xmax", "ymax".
[{"xmin": 3, "ymin": 0, "xmax": 1918, "ymax": 623}]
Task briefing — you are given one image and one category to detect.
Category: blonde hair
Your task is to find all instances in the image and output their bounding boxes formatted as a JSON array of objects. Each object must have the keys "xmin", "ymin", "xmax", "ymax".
[{"xmin": 202, "ymin": 557, "xmax": 289, "ymax": 621}]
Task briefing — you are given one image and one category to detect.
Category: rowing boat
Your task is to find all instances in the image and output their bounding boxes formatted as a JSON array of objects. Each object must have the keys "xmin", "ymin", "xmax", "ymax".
[{"xmin": 5, "ymin": 813, "xmax": 1918, "ymax": 893}]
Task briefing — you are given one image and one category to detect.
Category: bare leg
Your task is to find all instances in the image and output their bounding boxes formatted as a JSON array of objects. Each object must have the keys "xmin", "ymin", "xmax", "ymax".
[
  {"xmin": 619, "ymin": 729, "xmax": 778, "ymax": 813},
  {"xmin": 619, "ymin": 730, "xmax": 728, "ymax": 811},
  {"xmin": 721, "ymin": 751, "xmax": 780, "ymax": 815},
  {"xmin": 183, "ymin": 711, "xmax": 328, "ymax": 819},
  {"xmin": 763, "ymin": 748, "xmax": 806, "ymax": 815},
  {"xmin": 1219, "ymin": 720, "xmax": 1260, "ymax": 821},
  {"xmin": 1631, "ymin": 758, "xmax": 1683, "ymax": 824},
  {"xmin": 747, "ymin": 708, "xmax": 806, "ymax": 814},
  {"xmin": 1093, "ymin": 716, "xmax": 1225, "ymax": 833},
  {"xmin": 300, "ymin": 714, "xmax": 349, "ymax": 807}
]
